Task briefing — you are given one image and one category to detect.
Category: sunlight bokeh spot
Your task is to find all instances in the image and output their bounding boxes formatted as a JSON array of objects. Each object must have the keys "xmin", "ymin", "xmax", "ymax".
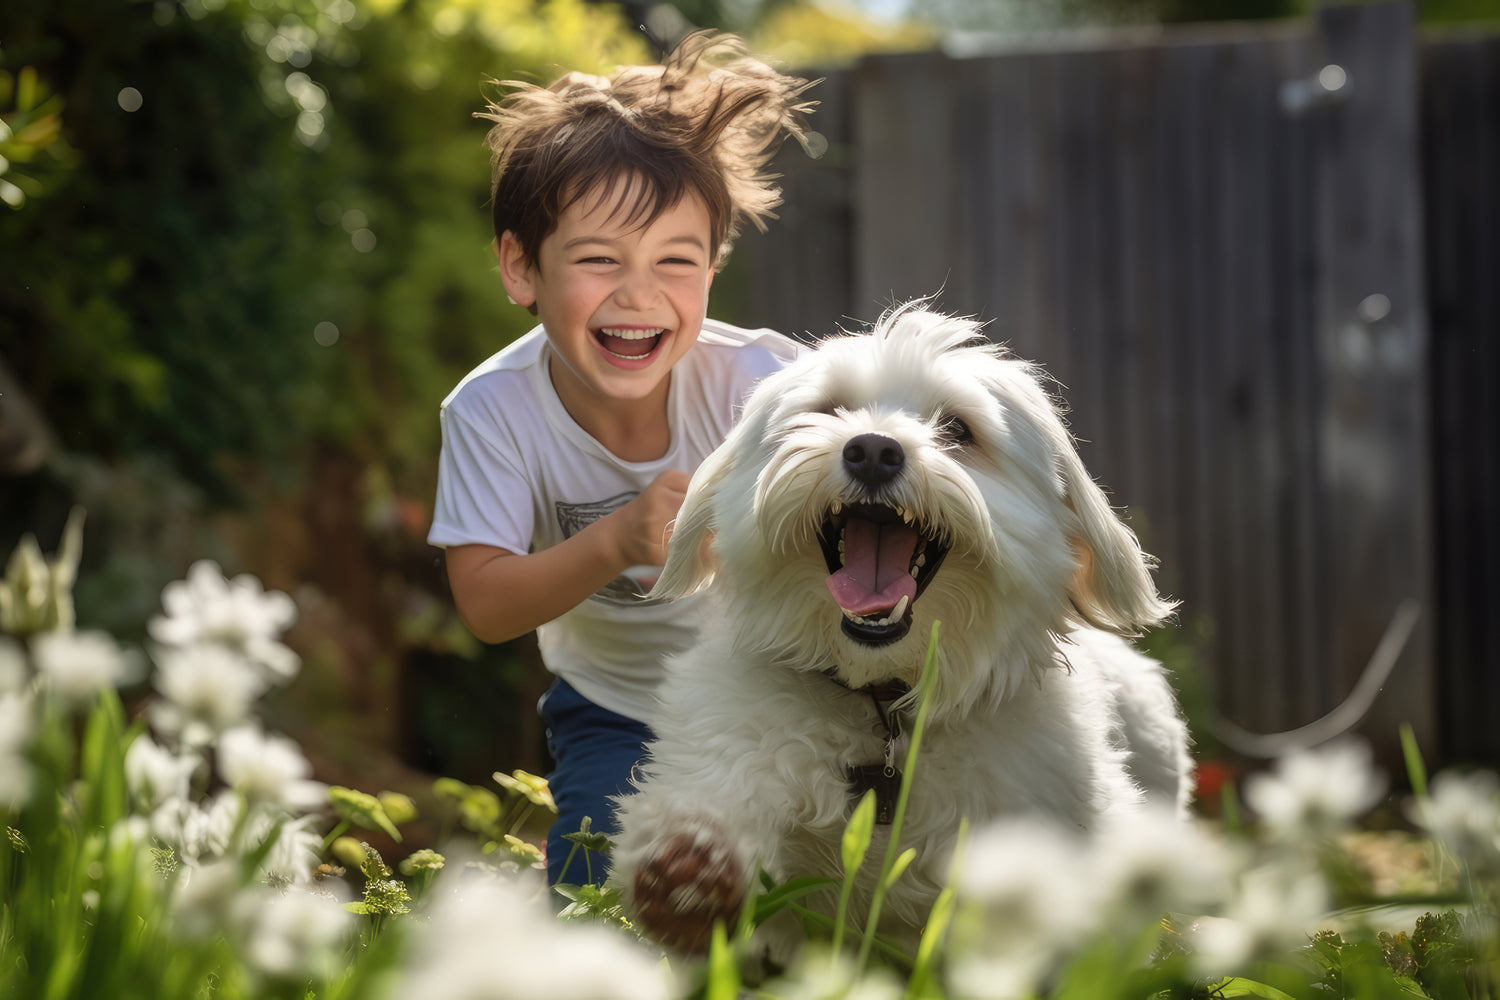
[
  {"xmin": 432, "ymin": 7, "xmax": 464, "ymax": 36},
  {"xmin": 351, "ymin": 228, "xmax": 376, "ymax": 253},
  {"xmin": 118, "ymin": 87, "xmax": 144, "ymax": 112},
  {"xmin": 313, "ymin": 322, "xmax": 340, "ymax": 347},
  {"xmin": 296, "ymin": 110, "xmax": 324, "ymax": 139},
  {"xmin": 285, "ymin": 72, "xmax": 327, "ymax": 112}
]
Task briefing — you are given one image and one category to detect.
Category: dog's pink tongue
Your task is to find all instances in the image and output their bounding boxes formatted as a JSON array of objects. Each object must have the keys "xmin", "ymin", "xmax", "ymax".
[{"xmin": 826, "ymin": 517, "xmax": 919, "ymax": 615}]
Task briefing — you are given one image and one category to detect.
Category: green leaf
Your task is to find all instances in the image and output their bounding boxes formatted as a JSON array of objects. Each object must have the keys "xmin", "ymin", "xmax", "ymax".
[
  {"xmin": 1400, "ymin": 722, "xmax": 1429, "ymax": 799},
  {"xmin": 560, "ymin": 827, "xmax": 612, "ymax": 855},
  {"xmin": 328, "ymin": 786, "xmax": 402, "ymax": 843},
  {"xmin": 751, "ymin": 875, "xmax": 837, "ymax": 924},
  {"xmin": 79, "ymin": 690, "xmax": 128, "ymax": 829},
  {"xmin": 843, "ymin": 789, "xmax": 876, "ymax": 874},
  {"xmin": 704, "ymin": 922, "xmax": 739, "ymax": 1000},
  {"xmin": 1212, "ymin": 977, "xmax": 1298, "ymax": 999},
  {"xmin": 882, "ymin": 847, "xmax": 917, "ymax": 891}
]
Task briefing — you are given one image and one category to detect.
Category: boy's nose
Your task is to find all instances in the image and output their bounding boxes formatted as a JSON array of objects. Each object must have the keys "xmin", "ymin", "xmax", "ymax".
[{"xmin": 613, "ymin": 269, "xmax": 660, "ymax": 308}]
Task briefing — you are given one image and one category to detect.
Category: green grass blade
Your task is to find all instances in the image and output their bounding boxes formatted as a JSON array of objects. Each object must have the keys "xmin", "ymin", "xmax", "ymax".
[
  {"xmin": 1400, "ymin": 722, "xmax": 1429, "ymax": 798},
  {"xmin": 752, "ymin": 875, "xmax": 837, "ymax": 925},
  {"xmin": 907, "ymin": 818, "xmax": 967, "ymax": 999},
  {"xmin": 834, "ymin": 790, "xmax": 876, "ymax": 954},
  {"xmin": 858, "ymin": 620, "xmax": 942, "ymax": 971},
  {"xmin": 704, "ymin": 921, "xmax": 740, "ymax": 1000}
]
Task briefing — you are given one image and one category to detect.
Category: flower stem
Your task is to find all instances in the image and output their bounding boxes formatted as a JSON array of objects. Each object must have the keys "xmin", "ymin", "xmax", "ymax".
[{"xmin": 858, "ymin": 621, "xmax": 942, "ymax": 971}]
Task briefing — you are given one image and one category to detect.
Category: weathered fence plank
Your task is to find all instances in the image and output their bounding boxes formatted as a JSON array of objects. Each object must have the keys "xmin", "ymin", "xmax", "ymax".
[
  {"xmin": 1311, "ymin": 1, "xmax": 1435, "ymax": 756},
  {"xmin": 1422, "ymin": 31, "xmax": 1500, "ymax": 766}
]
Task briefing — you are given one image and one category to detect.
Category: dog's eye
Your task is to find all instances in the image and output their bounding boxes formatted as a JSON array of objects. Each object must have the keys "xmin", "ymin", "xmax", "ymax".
[{"xmin": 937, "ymin": 415, "xmax": 974, "ymax": 446}]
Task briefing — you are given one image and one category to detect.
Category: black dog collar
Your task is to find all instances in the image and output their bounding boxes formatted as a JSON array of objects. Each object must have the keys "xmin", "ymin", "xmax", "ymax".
[{"xmin": 826, "ymin": 670, "xmax": 911, "ymax": 825}]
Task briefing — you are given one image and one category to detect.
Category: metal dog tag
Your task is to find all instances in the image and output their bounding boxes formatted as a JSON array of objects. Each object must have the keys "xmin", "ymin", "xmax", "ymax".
[{"xmin": 847, "ymin": 763, "xmax": 901, "ymax": 825}]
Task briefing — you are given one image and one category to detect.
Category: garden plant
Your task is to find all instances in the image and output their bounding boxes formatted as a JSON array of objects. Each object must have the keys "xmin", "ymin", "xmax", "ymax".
[{"xmin": 2, "ymin": 517, "xmax": 1499, "ymax": 1000}]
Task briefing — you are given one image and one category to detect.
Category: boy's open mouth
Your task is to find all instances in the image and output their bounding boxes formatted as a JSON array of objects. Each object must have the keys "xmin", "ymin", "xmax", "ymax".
[{"xmin": 596, "ymin": 326, "xmax": 666, "ymax": 361}]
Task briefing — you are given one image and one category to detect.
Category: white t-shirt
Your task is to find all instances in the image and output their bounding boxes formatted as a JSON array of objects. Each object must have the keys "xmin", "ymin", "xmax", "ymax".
[{"xmin": 428, "ymin": 318, "xmax": 798, "ymax": 723}]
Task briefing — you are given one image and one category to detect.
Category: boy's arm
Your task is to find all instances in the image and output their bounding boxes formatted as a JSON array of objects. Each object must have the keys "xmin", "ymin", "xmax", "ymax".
[{"xmin": 445, "ymin": 470, "xmax": 689, "ymax": 643}]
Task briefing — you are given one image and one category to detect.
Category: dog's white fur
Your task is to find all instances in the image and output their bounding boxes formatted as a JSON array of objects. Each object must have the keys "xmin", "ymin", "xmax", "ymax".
[{"xmin": 610, "ymin": 304, "xmax": 1193, "ymax": 956}]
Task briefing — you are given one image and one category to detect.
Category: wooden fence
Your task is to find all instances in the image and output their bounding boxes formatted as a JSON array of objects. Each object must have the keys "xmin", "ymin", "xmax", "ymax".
[{"xmin": 723, "ymin": 2, "xmax": 1499, "ymax": 769}]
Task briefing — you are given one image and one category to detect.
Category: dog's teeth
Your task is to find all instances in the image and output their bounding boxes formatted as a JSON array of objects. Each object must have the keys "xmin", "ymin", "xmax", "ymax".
[
  {"xmin": 914, "ymin": 551, "xmax": 926, "ymax": 570},
  {"xmin": 892, "ymin": 595, "xmax": 909, "ymax": 620},
  {"xmin": 832, "ymin": 500, "xmax": 843, "ymax": 515}
]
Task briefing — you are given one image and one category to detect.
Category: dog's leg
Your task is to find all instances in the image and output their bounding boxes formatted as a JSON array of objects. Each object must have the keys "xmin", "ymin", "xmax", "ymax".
[
  {"xmin": 627, "ymin": 818, "xmax": 745, "ymax": 954},
  {"xmin": 611, "ymin": 729, "xmax": 804, "ymax": 954}
]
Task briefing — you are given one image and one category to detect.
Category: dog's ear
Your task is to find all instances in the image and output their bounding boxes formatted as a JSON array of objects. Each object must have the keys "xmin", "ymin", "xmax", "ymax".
[
  {"xmin": 1056, "ymin": 445, "xmax": 1177, "ymax": 634},
  {"xmin": 651, "ymin": 437, "xmax": 738, "ymax": 601}
]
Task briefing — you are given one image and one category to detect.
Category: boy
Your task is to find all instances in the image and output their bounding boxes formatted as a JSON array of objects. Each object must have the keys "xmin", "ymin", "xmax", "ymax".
[{"xmin": 427, "ymin": 33, "xmax": 817, "ymax": 885}]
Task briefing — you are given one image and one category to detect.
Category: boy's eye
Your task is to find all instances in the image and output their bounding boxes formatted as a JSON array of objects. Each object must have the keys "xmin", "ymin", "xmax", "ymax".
[{"xmin": 660, "ymin": 257, "xmax": 700, "ymax": 267}]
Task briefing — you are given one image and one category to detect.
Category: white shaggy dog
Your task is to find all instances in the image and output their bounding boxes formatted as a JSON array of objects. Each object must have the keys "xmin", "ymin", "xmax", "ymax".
[{"xmin": 610, "ymin": 304, "xmax": 1193, "ymax": 959}]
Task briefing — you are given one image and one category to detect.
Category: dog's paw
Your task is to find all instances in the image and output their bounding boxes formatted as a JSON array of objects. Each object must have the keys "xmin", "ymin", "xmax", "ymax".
[{"xmin": 632, "ymin": 831, "xmax": 745, "ymax": 954}]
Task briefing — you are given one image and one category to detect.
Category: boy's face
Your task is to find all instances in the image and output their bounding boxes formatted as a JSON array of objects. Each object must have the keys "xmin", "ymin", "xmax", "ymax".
[{"xmin": 497, "ymin": 181, "xmax": 715, "ymax": 425}]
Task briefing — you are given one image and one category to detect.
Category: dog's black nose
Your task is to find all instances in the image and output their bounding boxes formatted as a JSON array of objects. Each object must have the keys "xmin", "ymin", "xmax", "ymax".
[{"xmin": 842, "ymin": 434, "xmax": 904, "ymax": 485}]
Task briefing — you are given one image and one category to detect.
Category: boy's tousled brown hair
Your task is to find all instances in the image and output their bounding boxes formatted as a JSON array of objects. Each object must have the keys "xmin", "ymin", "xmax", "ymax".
[{"xmin": 480, "ymin": 31, "xmax": 819, "ymax": 270}]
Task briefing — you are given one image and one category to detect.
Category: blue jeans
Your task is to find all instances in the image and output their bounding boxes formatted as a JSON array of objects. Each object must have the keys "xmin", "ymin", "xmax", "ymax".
[{"xmin": 538, "ymin": 677, "xmax": 653, "ymax": 886}]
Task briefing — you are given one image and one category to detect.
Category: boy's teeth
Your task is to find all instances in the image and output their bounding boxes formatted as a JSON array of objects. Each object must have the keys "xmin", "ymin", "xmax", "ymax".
[{"xmin": 599, "ymin": 327, "xmax": 665, "ymax": 340}]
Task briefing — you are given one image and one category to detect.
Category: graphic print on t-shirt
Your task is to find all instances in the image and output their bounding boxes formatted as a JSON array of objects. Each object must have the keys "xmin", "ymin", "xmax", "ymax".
[{"xmin": 555, "ymin": 493, "xmax": 663, "ymax": 606}]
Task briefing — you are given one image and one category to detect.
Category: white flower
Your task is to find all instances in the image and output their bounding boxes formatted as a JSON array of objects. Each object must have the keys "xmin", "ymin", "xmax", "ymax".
[
  {"xmin": 232, "ymin": 884, "xmax": 355, "ymax": 981},
  {"xmin": 1191, "ymin": 863, "xmax": 1330, "ymax": 974},
  {"xmin": 125, "ymin": 734, "xmax": 201, "ymax": 811},
  {"xmin": 150, "ymin": 643, "xmax": 269, "ymax": 746},
  {"xmin": 30, "ymin": 630, "xmax": 143, "ymax": 706},
  {"xmin": 949, "ymin": 817, "xmax": 1096, "ymax": 998},
  {"xmin": 0, "ymin": 636, "xmax": 26, "ymax": 694},
  {"xmin": 958, "ymin": 816, "xmax": 1097, "ymax": 942},
  {"xmin": 110, "ymin": 816, "xmax": 153, "ymax": 851},
  {"xmin": 773, "ymin": 949, "xmax": 903, "ymax": 1000},
  {"xmin": 1244, "ymin": 739, "xmax": 1386, "ymax": 840},
  {"xmin": 150, "ymin": 560, "xmax": 299, "ymax": 682},
  {"xmin": 217, "ymin": 724, "xmax": 326, "ymax": 812},
  {"xmin": 0, "ymin": 750, "xmax": 31, "ymax": 811},
  {"xmin": 390, "ymin": 868, "xmax": 671, "ymax": 1000},
  {"xmin": 257, "ymin": 814, "xmax": 325, "ymax": 886},
  {"xmin": 1091, "ymin": 808, "xmax": 1232, "ymax": 920},
  {"xmin": 1409, "ymin": 771, "xmax": 1500, "ymax": 867},
  {"xmin": 171, "ymin": 858, "xmax": 245, "ymax": 940},
  {"xmin": 0, "ymin": 674, "xmax": 33, "ymax": 810},
  {"xmin": 0, "ymin": 691, "xmax": 34, "ymax": 756},
  {"xmin": 158, "ymin": 790, "xmax": 242, "ymax": 863},
  {"xmin": 948, "ymin": 951, "xmax": 1054, "ymax": 1000}
]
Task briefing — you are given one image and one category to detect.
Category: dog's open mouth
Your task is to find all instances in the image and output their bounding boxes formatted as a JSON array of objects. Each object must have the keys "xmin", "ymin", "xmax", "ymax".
[{"xmin": 818, "ymin": 502, "xmax": 950, "ymax": 645}]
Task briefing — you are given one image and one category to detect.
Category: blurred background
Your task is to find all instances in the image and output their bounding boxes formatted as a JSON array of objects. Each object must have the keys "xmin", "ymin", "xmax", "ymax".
[{"xmin": 2, "ymin": 0, "xmax": 1496, "ymax": 836}]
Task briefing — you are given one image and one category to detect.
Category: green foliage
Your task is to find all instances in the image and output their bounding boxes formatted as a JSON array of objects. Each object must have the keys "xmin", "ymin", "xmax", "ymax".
[{"xmin": 0, "ymin": 0, "xmax": 642, "ymax": 508}]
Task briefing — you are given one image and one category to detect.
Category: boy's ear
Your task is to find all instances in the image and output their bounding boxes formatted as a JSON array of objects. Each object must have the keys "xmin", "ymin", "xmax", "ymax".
[{"xmin": 495, "ymin": 232, "xmax": 537, "ymax": 309}]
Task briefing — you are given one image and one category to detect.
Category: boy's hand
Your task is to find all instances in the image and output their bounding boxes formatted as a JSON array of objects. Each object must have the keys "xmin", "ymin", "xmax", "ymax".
[{"xmin": 612, "ymin": 470, "xmax": 690, "ymax": 569}]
